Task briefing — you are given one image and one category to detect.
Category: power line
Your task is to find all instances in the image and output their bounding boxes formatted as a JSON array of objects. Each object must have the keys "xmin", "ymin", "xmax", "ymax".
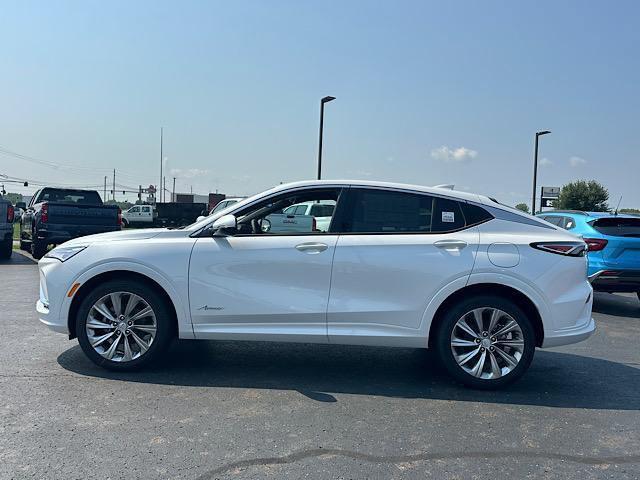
[{"xmin": 0, "ymin": 144, "xmax": 152, "ymax": 182}]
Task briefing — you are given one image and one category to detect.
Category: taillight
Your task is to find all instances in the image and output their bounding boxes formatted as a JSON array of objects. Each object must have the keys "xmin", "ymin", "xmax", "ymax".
[
  {"xmin": 41, "ymin": 202, "xmax": 49, "ymax": 223},
  {"xmin": 530, "ymin": 241, "xmax": 586, "ymax": 257},
  {"xmin": 583, "ymin": 237, "xmax": 608, "ymax": 252},
  {"xmin": 7, "ymin": 204, "xmax": 14, "ymax": 223},
  {"xmin": 117, "ymin": 207, "xmax": 122, "ymax": 226}
]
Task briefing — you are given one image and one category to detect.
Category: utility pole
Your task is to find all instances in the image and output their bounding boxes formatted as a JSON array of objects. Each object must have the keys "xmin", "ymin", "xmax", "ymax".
[
  {"xmin": 138, "ymin": 185, "xmax": 142, "ymax": 203},
  {"xmin": 172, "ymin": 177, "xmax": 176, "ymax": 202},
  {"xmin": 104, "ymin": 176, "xmax": 107, "ymax": 202},
  {"xmin": 159, "ymin": 127, "xmax": 164, "ymax": 203},
  {"xmin": 113, "ymin": 169, "xmax": 116, "ymax": 202}
]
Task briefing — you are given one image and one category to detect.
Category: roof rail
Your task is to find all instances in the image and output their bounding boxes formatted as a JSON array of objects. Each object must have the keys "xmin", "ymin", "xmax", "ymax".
[{"xmin": 543, "ymin": 209, "xmax": 588, "ymax": 215}]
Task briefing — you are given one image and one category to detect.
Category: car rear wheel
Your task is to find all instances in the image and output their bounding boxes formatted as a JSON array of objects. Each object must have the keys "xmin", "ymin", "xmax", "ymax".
[
  {"xmin": 435, "ymin": 295, "xmax": 535, "ymax": 389},
  {"xmin": 76, "ymin": 280, "xmax": 174, "ymax": 371},
  {"xmin": 31, "ymin": 239, "xmax": 47, "ymax": 259}
]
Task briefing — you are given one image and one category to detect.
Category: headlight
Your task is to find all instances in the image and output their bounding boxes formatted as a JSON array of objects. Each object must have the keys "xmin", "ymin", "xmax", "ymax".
[{"xmin": 44, "ymin": 245, "xmax": 88, "ymax": 262}]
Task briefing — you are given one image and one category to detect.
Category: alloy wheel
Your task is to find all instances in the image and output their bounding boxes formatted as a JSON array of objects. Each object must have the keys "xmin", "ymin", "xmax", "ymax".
[
  {"xmin": 450, "ymin": 307, "xmax": 525, "ymax": 379},
  {"xmin": 85, "ymin": 291, "xmax": 157, "ymax": 362}
]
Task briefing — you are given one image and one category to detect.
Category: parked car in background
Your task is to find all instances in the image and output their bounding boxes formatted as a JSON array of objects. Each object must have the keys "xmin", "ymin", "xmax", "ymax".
[
  {"xmin": 538, "ymin": 210, "xmax": 640, "ymax": 301},
  {"xmin": 20, "ymin": 188, "xmax": 121, "ymax": 259},
  {"xmin": 0, "ymin": 198, "xmax": 14, "ymax": 259},
  {"xmin": 13, "ymin": 206, "xmax": 24, "ymax": 222},
  {"xmin": 37, "ymin": 180, "xmax": 594, "ymax": 389},
  {"xmin": 281, "ymin": 200, "xmax": 335, "ymax": 232},
  {"xmin": 209, "ymin": 197, "xmax": 244, "ymax": 215},
  {"xmin": 121, "ymin": 202, "xmax": 207, "ymax": 227},
  {"xmin": 261, "ymin": 200, "xmax": 335, "ymax": 234}
]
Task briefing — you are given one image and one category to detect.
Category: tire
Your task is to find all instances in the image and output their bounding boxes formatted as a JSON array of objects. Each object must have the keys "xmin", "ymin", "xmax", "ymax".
[
  {"xmin": 76, "ymin": 279, "xmax": 175, "ymax": 371},
  {"xmin": 434, "ymin": 295, "xmax": 536, "ymax": 389},
  {"xmin": 31, "ymin": 239, "xmax": 47, "ymax": 259},
  {"xmin": 0, "ymin": 238, "xmax": 12, "ymax": 259},
  {"xmin": 19, "ymin": 239, "xmax": 30, "ymax": 251},
  {"xmin": 122, "ymin": 219, "xmax": 129, "ymax": 228}
]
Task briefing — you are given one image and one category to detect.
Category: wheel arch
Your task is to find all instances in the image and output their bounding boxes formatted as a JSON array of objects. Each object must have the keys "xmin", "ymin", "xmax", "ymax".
[
  {"xmin": 67, "ymin": 270, "xmax": 179, "ymax": 339},
  {"xmin": 427, "ymin": 283, "xmax": 544, "ymax": 348}
]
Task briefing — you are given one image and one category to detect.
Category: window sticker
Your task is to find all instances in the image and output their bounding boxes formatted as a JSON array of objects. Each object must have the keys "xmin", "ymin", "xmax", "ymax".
[{"xmin": 442, "ymin": 211, "xmax": 455, "ymax": 223}]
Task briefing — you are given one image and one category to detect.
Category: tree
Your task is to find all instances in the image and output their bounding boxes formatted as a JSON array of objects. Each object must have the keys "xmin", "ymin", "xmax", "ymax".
[
  {"xmin": 2, "ymin": 192, "xmax": 22, "ymax": 204},
  {"xmin": 619, "ymin": 208, "xmax": 640, "ymax": 215},
  {"xmin": 555, "ymin": 180, "xmax": 609, "ymax": 212},
  {"xmin": 514, "ymin": 203, "xmax": 530, "ymax": 213}
]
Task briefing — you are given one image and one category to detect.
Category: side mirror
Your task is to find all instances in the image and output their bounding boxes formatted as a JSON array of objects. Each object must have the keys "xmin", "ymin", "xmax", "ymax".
[
  {"xmin": 196, "ymin": 215, "xmax": 206, "ymax": 222},
  {"xmin": 210, "ymin": 214, "xmax": 237, "ymax": 237}
]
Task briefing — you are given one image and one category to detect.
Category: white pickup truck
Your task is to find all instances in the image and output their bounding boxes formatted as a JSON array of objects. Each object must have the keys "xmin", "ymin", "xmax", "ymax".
[{"xmin": 263, "ymin": 200, "xmax": 335, "ymax": 233}]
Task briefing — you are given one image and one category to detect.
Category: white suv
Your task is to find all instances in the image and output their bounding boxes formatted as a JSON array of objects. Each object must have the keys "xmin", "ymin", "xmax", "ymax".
[{"xmin": 36, "ymin": 180, "xmax": 594, "ymax": 388}]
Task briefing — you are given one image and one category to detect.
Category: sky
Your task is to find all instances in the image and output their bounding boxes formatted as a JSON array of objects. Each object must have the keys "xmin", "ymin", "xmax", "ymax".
[{"xmin": 1, "ymin": 0, "xmax": 639, "ymax": 208}]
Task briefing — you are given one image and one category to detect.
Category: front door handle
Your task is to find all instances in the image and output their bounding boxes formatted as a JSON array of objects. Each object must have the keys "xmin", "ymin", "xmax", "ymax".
[
  {"xmin": 434, "ymin": 239, "xmax": 468, "ymax": 250},
  {"xmin": 295, "ymin": 242, "xmax": 328, "ymax": 254}
]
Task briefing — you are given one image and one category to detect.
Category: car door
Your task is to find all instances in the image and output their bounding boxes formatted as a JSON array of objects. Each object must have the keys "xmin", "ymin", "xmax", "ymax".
[
  {"xmin": 140, "ymin": 205, "xmax": 152, "ymax": 222},
  {"xmin": 327, "ymin": 187, "xmax": 480, "ymax": 346},
  {"xmin": 189, "ymin": 187, "xmax": 345, "ymax": 342}
]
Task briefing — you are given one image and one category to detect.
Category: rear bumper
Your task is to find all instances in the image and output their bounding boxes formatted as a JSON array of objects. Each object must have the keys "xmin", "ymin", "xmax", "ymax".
[
  {"xmin": 589, "ymin": 270, "xmax": 640, "ymax": 293},
  {"xmin": 542, "ymin": 316, "xmax": 595, "ymax": 348},
  {"xmin": 36, "ymin": 225, "xmax": 121, "ymax": 244}
]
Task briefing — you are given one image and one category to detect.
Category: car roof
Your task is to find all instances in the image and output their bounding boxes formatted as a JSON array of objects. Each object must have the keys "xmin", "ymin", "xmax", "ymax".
[
  {"xmin": 269, "ymin": 179, "xmax": 488, "ymax": 204},
  {"xmin": 541, "ymin": 210, "xmax": 638, "ymax": 220}
]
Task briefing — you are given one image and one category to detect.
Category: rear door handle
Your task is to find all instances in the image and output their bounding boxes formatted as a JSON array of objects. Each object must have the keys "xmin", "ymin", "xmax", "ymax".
[
  {"xmin": 434, "ymin": 239, "xmax": 468, "ymax": 250},
  {"xmin": 295, "ymin": 242, "xmax": 328, "ymax": 254}
]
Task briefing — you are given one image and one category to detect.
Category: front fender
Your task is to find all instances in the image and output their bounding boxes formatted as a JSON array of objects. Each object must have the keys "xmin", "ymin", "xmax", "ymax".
[{"xmin": 63, "ymin": 260, "xmax": 194, "ymax": 339}]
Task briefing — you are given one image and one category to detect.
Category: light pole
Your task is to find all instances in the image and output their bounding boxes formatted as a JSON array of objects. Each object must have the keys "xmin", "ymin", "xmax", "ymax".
[
  {"xmin": 159, "ymin": 127, "xmax": 164, "ymax": 203},
  {"xmin": 532, "ymin": 130, "xmax": 551, "ymax": 214},
  {"xmin": 317, "ymin": 96, "xmax": 335, "ymax": 180}
]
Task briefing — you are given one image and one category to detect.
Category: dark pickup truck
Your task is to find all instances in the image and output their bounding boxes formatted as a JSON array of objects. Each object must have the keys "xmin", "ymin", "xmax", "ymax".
[
  {"xmin": 20, "ymin": 188, "xmax": 121, "ymax": 259},
  {"xmin": 0, "ymin": 199, "xmax": 14, "ymax": 259}
]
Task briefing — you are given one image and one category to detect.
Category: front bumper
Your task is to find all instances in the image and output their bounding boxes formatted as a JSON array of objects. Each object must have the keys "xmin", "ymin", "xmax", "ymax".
[
  {"xmin": 37, "ymin": 257, "xmax": 75, "ymax": 336},
  {"xmin": 37, "ymin": 299, "xmax": 69, "ymax": 334}
]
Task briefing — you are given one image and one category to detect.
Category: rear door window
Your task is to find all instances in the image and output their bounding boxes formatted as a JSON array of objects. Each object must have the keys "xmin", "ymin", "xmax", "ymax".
[
  {"xmin": 543, "ymin": 215, "xmax": 564, "ymax": 227},
  {"xmin": 341, "ymin": 189, "xmax": 434, "ymax": 233},
  {"xmin": 432, "ymin": 197, "xmax": 465, "ymax": 232}
]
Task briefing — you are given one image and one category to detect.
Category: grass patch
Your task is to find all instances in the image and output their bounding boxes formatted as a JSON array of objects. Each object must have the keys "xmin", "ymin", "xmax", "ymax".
[{"xmin": 13, "ymin": 222, "xmax": 19, "ymax": 240}]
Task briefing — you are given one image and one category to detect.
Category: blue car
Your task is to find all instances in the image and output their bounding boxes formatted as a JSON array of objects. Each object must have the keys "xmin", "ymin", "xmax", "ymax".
[{"xmin": 537, "ymin": 210, "xmax": 640, "ymax": 301}]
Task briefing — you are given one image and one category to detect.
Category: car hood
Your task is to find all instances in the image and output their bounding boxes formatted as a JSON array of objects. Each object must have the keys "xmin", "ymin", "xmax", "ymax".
[{"xmin": 64, "ymin": 228, "xmax": 167, "ymax": 246}]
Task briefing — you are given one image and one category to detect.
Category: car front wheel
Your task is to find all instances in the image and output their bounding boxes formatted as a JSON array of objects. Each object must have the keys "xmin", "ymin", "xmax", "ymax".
[
  {"xmin": 76, "ymin": 280, "xmax": 174, "ymax": 371},
  {"xmin": 435, "ymin": 295, "xmax": 535, "ymax": 389}
]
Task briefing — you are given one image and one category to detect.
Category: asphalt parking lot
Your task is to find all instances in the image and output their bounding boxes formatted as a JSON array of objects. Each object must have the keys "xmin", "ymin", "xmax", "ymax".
[{"xmin": 1, "ymin": 252, "xmax": 639, "ymax": 479}]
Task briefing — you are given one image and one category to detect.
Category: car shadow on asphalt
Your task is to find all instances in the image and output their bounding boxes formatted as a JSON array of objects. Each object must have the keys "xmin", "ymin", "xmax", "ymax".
[
  {"xmin": 58, "ymin": 340, "xmax": 640, "ymax": 410},
  {"xmin": 592, "ymin": 292, "xmax": 640, "ymax": 319}
]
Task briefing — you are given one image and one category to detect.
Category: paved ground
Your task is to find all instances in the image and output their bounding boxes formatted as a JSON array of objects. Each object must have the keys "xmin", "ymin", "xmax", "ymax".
[{"xmin": 1, "ymin": 252, "xmax": 639, "ymax": 479}]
